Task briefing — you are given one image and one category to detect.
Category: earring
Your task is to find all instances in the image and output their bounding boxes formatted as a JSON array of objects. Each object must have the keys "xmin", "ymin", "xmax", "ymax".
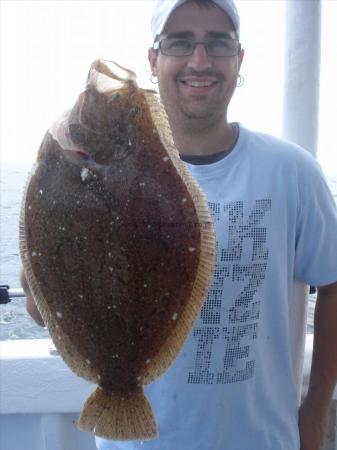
[
  {"xmin": 150, "ymin": 73, "xmax": 158, "ymax": 84},
  {"xmin": 237, "ymin": 74, "xmax": 244, "ymax": 87}
]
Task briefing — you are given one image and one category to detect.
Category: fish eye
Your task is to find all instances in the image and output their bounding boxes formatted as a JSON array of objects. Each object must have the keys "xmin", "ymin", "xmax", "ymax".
[
  {"xmin": 62, "ymin": 149, "xmax": 96, "ymax": 165},
  {"xmin": 129, "ymin": 105, "xmax": 141, "ymax": 118},
  {"xmin": 75, "ymin": 150, "xmax": 95, "ymax": 162},
  {"xmin": 109, "ymin": 92, "xmax": 120, "ymax": 103}
]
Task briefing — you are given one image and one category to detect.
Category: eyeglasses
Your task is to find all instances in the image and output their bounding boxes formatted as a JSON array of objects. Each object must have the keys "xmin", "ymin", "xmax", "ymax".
[{"xmin": 153, "ymin": 37, "xmax": 241, "ymax": 58}]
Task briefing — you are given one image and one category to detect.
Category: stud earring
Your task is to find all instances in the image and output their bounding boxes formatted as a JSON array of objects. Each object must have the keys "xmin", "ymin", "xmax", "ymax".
[{"xmin": 237, "ymin": 74, "xmax": 244, "ymax": 87}]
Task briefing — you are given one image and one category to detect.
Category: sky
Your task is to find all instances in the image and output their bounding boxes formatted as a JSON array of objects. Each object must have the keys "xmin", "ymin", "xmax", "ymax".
[{"xmin": 0, "ymin": 0, "xmax": 336, "ymax": 175}]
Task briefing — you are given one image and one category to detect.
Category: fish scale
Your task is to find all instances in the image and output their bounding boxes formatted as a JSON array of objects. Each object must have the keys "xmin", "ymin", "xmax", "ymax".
[{"xmin": 20, "ymin": 60, "xmax": 215, "ymax": 441}]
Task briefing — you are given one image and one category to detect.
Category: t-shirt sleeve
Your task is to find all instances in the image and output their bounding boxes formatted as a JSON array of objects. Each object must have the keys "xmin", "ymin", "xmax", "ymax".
[{"xmin": 294, "ymin": 154, "xmax": 337, "ymax": 286}]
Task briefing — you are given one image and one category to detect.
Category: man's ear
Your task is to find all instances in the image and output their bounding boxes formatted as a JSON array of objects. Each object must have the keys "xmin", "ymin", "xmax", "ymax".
[{"xmin": 148, "ymin": 48, "xmax": 158, "ymax": 76}]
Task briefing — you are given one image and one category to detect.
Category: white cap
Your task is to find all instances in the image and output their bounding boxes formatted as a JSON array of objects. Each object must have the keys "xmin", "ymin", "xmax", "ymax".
[{"xmin": 151, "ymin": 0, "xmax": 240, "ymax": 43}]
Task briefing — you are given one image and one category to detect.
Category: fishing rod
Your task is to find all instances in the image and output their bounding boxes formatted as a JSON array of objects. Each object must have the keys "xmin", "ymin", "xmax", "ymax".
[{"xmin": 0, "ymin": 285, "xmax": 25, "ymax": 304}]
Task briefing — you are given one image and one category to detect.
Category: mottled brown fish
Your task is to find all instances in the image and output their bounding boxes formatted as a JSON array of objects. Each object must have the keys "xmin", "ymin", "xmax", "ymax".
[{"xmin": 19, "ymin": 60, "xmax": 215, "ymax": 440}]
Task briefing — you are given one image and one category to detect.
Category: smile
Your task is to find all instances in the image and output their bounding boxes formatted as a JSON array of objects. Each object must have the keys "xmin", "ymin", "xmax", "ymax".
[{"xmin": 181, "ymin": 80, "xmax": 217, "ymax": 88}]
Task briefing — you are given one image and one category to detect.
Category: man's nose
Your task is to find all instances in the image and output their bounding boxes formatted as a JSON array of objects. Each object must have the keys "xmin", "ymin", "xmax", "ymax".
[{"xmin": 187, "ymin": 43, "xmax": 212, "ymax": 71}]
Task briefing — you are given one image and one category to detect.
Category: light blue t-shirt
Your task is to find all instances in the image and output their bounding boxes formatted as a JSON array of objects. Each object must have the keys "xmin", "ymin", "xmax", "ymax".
[{"xmin": 96, "ymin": 125, "xmax": 337, "ymax": 450}]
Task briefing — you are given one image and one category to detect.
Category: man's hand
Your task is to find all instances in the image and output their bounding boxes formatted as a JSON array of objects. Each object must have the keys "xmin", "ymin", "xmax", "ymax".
[
  {"xmin": 20, "ymin": 269, "xmax": 45, "ymax": 327},
  {"xmin": 299, "ymin": 280, "xmax": 337, "ymax": 450},
  {"xmin": 299, "ymin": 396, "xmax": 326, "ymax": 450}
]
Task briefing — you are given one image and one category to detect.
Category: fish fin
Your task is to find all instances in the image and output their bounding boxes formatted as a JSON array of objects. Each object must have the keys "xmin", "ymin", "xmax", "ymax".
[
  {"xmin": 91, "ymin": 60, "xmax": 137, "ymax": 82},
  {"xmin": 87, "ymin": 60, "xmax": 137, "ymax": 93},
  {"xmin": 78, "ymin": 387, "xmax": 158, "ymax": 441},
  {"xmin": 139, "ymin": 92, "xmax": 216, "ymax": 384}
]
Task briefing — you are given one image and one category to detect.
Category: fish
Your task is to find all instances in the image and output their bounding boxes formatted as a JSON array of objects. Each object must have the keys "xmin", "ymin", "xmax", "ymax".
[{"xmin": 19, "ymin": 59, "xmax": 216, "ymax": 440}]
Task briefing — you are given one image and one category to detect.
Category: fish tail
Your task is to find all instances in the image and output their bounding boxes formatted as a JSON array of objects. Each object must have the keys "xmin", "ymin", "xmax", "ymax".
[{"xmin": 78, "ymin": 387, "xmax": 158, "ymax": 440}]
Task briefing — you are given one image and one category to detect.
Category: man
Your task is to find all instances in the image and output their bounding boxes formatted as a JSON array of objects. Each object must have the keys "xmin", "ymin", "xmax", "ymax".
[
  {"xmin": 25, "ymin": 1, "xmax": 337, "ymax": 449},
  {"xmin": 96, "ymin": 1, "xmax": 337, "ymax": 449}
]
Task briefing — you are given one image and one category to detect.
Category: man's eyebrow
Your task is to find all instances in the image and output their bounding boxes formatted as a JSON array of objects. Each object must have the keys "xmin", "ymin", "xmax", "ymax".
[
  {"xmin": 162, "ymin": 31, "xmax": 237, "ymax": 40},
  {"xmin": 205, "ymin": 31, "xmax": 237, "ymax": 40},
  {"xmin": 163, "ymin": 31, "xmax": 194, "ymax": 39}
]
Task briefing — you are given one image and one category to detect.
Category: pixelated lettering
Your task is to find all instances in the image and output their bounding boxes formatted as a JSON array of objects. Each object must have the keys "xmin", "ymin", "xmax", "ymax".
[
  {"xmin": 188, "ymin": 327, "xmax": 220, "ymax": 384},
  {"xmin": 228, "ymin": 263, "xmax": 267, "ymax": 323},
  {"xmin": 221, "ymin": 200, "xmax": 271, "ymax": 262},
  {"xmin": 200, "ymin": 265, "xmax": 230, "ymax": 325},
  {"xmin": 217, "ymin": 323, "xmax": 258, "ymax": 384},
  {"xmin": 208, "ymin": 202, "xmax": 221, "ymax": 223}
]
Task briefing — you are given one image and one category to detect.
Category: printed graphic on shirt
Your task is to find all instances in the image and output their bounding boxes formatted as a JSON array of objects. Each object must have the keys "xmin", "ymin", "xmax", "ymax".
[{"xmin": 188, "ymin": 200, "xmax": 271, "ymax": 385}]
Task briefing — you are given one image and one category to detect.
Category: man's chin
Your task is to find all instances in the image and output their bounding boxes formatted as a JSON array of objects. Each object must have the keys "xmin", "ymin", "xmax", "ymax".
[
  {"xmin": 181, "ymin": 106, "xmax": 216, "ymax": 121},
  {"xmin": 178, "ymin": 97, "xmax": 220, "ymax": 120},
  {"xmin": 183, "ymin": 111, "xmax": 211, "ymax": 120}
]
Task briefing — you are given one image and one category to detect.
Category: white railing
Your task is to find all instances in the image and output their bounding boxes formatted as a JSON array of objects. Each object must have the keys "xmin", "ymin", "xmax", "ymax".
[
  {"xmin": 0, "ymin": 335, "xmax": 336, "ymax": 450},
  {"xmin": 0, "ymin": 339, "xmax": 96, "ymax": 450}
]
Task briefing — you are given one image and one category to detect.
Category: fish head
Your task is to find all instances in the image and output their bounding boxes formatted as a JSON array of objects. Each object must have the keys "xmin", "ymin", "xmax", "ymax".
[{"xmin": 50, "ymin": 60, "xmax": 150, "ymax": 166}]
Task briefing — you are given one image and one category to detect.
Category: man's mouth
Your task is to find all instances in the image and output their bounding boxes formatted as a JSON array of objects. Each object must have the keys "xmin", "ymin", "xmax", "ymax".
[
  {"xmin": 181, "ymin": 79, "xmax": 216, "ymax": 88},
  {"xmin": 178, "ymin": 76, "xmax": 219, "ymax": 93}
]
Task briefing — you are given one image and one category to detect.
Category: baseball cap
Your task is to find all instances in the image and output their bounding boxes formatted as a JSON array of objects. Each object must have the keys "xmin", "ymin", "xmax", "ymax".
[{"xmin": 151, "ymin": 0, "xmax": 240, "ymax": 42}]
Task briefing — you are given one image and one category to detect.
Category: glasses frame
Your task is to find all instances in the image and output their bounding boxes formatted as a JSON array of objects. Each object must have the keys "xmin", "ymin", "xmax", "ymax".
[{"xmin": 153, "ymin": 36, "xmax": 241, "ymax": 58}]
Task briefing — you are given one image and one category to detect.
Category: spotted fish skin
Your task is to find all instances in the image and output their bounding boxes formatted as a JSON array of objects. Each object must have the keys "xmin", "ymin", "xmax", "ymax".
[{"xmin": 20, "ymin": 60, "xmax": 215, "ymax": 440}]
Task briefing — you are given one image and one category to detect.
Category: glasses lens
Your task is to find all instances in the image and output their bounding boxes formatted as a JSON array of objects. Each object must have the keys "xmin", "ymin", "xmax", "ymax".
[
  {"xmin": 207, "ymin": 39, "xmax": 240, "ymax": 57},
  {"xmin": 159, "ymin": 38, "xmax": 240, "ymax": 57},
  {"xmin": 160, "ymin": 38, "xmax": 194, "ymax": 56}
]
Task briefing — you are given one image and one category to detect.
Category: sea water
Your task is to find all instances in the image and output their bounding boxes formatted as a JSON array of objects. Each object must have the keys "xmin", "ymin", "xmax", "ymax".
[
  {"xmin": 1, "ymin": 163, "xmax": 336, "ymax": 341},
  {"xmin": 0, "ymin": 163, "xmax": 50, "ymax": 340}
]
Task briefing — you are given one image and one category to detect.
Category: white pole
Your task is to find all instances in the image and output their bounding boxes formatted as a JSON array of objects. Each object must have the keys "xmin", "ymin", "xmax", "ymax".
[{"xmin": 282, "ymin": 0, "xmax": 321, "ymax": 157}]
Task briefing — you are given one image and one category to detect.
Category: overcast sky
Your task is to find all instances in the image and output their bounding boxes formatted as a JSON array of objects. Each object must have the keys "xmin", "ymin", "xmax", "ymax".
[{"xmin": 0, "ymin": 1, "xmax": 336, "ymax": 175}]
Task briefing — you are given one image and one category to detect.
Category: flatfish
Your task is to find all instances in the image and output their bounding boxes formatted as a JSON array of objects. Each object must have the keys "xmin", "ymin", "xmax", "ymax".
[{"xmin": 19, "ymin": 60, "xmax": 215, "ymax": 440}]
